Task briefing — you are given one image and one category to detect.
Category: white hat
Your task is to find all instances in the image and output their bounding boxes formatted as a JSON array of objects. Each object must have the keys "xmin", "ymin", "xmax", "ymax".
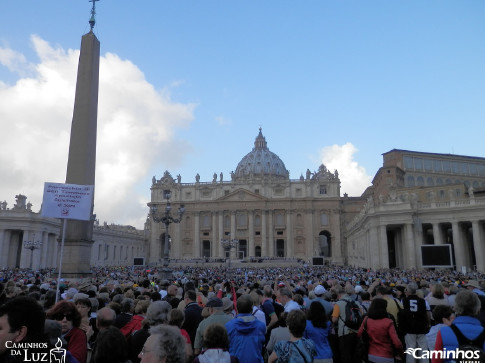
[
  {"xmin": 314, "ymin": 285, "xmax": 326, "ymax": 295},
  {"xmin": 355, "ymin": 285, "xmax": 363, "ymax": 293}
]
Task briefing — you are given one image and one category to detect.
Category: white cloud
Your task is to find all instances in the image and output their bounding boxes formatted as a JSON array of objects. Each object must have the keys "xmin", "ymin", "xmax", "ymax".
[
  {"xmin": 319, "ymin": 143, "xmax": 372, "ymax": 197},
  {"xmin": 0, "ymin": 35, "xmax": 195, "ymax": 229}
]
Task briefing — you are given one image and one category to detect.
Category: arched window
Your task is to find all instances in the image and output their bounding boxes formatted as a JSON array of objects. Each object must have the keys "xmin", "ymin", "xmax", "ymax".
[{"xmin": 407, "ymin": 176, "xmax": 415, "ymax": 187}]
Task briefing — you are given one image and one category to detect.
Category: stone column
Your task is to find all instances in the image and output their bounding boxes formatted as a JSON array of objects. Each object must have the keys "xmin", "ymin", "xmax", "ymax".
[
  {"xmin": 268, "ymin": 211, "xmax": 274, "ymax": 257},
  {"xmin": 0, "ymin": 229, "xmax": 7, "ymax": 267},
  {"xmin": 472, "ymin": 220, "xmax": 484, "ymax": 272},
  {"xmin": 261, "ymin": 211, "xmax": 267, "ymax": 257},
  {"xmin": 286, "ymin": 211, "xmax": 293, "ymax": 257},
  {"xmin": 305, "ymin": 210, "xmax": 314, "ymax": 258},
  {"xmin": 405, "ymin": 224, "xmax": 416, "ymax": 268},
  {"xmin": 379, "ymin": 225, "xmax": 389, "ymax": 269},
  {"xmin": 432, "ymin": 223, "xmax": 442, "ymax": 244},
  {"xmin": 194, "ymin": 212, "xmax": 200, "ymax": 258},
  {"xmin": 231, "ymin": 212, "xmax": 236, "ymax": 259},
  {"xmin": 451, "ymin": 221, "xmax": 465, "ymax": 271},
  {"xmin": 368, "ymin": 226, "xmax": 379, "ymax": 268},
  {"xmin": 218, "ymin": 212, "xmax": 224, "ymax": 258},
  {"xmin": 248, "ymin": 211, "xmax": 254, "ymax": 258},
  {"xmin": 41, "ymin": 232, "xmax": 49, "ymax": 269},
  {"xmin": 175, "ymin": 220, "xmax": 183, "ymax": 259},
  {"xmin": 212, "ymin": 212, "xmax": 218, "ymax": 258}
]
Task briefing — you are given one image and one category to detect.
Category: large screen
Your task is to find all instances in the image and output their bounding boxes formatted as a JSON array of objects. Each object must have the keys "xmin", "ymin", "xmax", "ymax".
[
  {"xmin": 133, "ymin": 257, "xmax": 145, "ymax": 266},
  {"xmin": 421, "ymin": 244, "xmax": 453, "ymax": 268}
]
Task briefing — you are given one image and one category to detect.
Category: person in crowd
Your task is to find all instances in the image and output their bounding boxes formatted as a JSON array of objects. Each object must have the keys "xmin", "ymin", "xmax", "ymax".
[
  {"xmin": 268, "ymin": 309, "xmax": 316, "ymax": 363},
  {"xmin": 261, "ymin": 285, "xmax": 279, "ymax": 333},
  {"xmin": 75, "ymin": 298, "xmax": 97, "ymax": 345},
  {"xmin": 276, "ymin": 288, "xmax": 300, "ymax": 313},
  {"xmin": 375, "ymin": 285, "xmax": 402, "ymax": 325},
  {"xmin": 358, "ymin": 298, "xmax": 402, "ymax": 363},
  {"xmin": 433, "ymin": 290, "xmax": 485, "ymax": 363},
  {"xmin": 225, "ymin": 294, "xmax": 266, "ymax": 363},
  {"xmin": 121, "ymin": 299, "xmax": 150, "ymax": 338},
  {"xmin": 267, "ymin": 314, "xmax": 291, "ymax": 354},
  {"xmin": 426, "ymin": 305, "xmax": 455, "ymax": 350},
  {"xmin": 44, "ymin": 319, "xmax": 79, "ymax": 363},
  {"xmin": 360, "ymin": 291, "xmax": 372, "ymax": 312},
  {"xmin": 465, "ymin": 280, "xmax": 485, "ymax": 297},
  {"xmin": 193, "ymin": 324, "xmax": 240, "ymax": 363},
  {"xmin": 92, "ymin": 326, "xmax": 130, "ymax": 363},
  {"xmin": 250, "ymin": 291, "xmax": 267, "ymax": 326},
  {"xmin": 0, "ymin": 296, "xmax": 47, "ymax": 363},
  {"xmin": 95, "ymin": 307, "xmax": 116, "ymax": 331},
  {"xmin": 194, "ymin": 297, "xmax": 233, "ymax": 355},
  {"xmin": 47, "ymin": 300, "xmax": 87, "ymax": 363},
  {"xmin": 114, "ymin": 298, "xmax": 135, "ymax": 329},
  {"xmin": 138, "ymin": 325, "xmax": 185, "ymax": 363},
  {"xmin": 304, "ymin": 301, "xmax": 333, "ymax": 363},
  {"xmin": 162, "ymin": 284, "xmax": 180, "ymax": 309},
  {"xmin": 400, "ymin": 282, "xmax": 431, "ymax": 363},
  {"xmin": 425, "ymin": 283, "xmax": 450, "ymax": 311},
  {"xmin": 128, "ymin": 300, "xmax": 172, "ymax": 363},
  {"xmin": 331, "ymin": 284, "xmax": 364, "ymax": 363},
  {"xmin": 182, "ymin": 290, "xmax": 203, "ymax": 349},
  {"xmin": 168, "ymin": 308, "xmax": 193, "ymax": 362},
  {"xmin": 89, "ymin": 307, "xmax": 117, "ymax": 363},
  {"xmin": 312, "ymin": 285, "xmax": 334, "ymax": 317}
]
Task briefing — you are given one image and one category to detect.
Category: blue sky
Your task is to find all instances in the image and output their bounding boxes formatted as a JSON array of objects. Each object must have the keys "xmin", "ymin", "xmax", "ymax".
[{"xmin": 1, "ymin": 1, "xmax": 484, "ymax": 228}]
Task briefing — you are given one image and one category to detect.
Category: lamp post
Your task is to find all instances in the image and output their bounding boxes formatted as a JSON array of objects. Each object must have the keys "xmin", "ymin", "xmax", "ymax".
[
  {"xmin": 151, "ymin": 190, "xmax": 184, "ymax": 280},
  {"xmin": 23, "ymin": 233, "xmax": 42, "ymax": 270},
  {"xmin": 220, "ymin": 236, "xmax": 239, "ymax": 270}
]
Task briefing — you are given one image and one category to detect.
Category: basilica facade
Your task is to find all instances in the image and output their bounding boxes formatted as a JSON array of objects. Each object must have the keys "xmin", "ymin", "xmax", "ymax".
[
  {"xmin": 148, "ymin": 130, "xmax": 485, "ymax": 272},
  {"xmin": 148, "ymin": 129, "xmax": 358, "ymax": 266}
]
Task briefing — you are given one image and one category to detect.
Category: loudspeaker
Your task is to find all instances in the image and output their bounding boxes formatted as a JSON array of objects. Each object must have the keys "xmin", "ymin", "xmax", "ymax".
[{"xmin": 312, "ymin": 257, "xmax": 324, "ymax": 266}]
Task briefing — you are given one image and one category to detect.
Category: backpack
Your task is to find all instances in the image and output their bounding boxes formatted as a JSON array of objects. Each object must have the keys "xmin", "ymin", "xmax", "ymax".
[
  {"xmin": 339, "ymin": 299, "xmax": 363, "ymax": 330},
  {"xmin": 450, "ymin": 325, "xmax": 485, "ymax": 363}
]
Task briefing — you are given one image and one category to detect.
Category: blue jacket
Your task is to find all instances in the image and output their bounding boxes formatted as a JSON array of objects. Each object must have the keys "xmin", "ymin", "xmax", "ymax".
[
  {"xmin": 304, "ymin": 320, "xmax": 333, "ymax": 359},
  {"xmin": 435, "ymin": 316, "xmax": 485, "ymax": 363},
  {"xmin": 225, "ymin": 314, "xmax": 266, "ymax": 363}
]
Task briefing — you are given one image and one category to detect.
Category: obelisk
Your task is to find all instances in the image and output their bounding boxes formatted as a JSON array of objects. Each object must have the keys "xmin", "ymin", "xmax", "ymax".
[{"xmin": 60, "ymin": 2, "xmax": 100, "ymax": 278}]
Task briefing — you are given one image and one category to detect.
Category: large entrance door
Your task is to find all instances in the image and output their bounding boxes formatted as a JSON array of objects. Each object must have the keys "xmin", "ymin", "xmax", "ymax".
[
  {"xmin": 202, "ymin": 240, "xmax": 211, "ymax": 257},
  {"xmin": 318, "ymin": 231, "xmax": 331, "ymax": 257},
  {"xmin": 276, "ymin": 239, "xmax": 285, "ymax": 257},
  {"xmin": 238, "ymin": 240, "xmax": 247, "ymax": 259}
]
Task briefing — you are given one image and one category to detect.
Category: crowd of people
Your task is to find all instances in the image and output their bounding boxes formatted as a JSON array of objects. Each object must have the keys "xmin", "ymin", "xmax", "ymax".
[{"xmin": 0, "ymin": 264, "xmax": 484, "ymax": 363}]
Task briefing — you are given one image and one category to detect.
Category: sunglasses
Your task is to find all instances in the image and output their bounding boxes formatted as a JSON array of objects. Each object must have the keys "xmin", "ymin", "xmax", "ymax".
[{"xmin": 53, "ymin": 313, "xmax": 74, "ymax": 321}]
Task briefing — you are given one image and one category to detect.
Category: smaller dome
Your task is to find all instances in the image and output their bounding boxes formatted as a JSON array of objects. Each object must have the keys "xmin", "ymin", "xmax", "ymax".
[{"xmin": 234, "ymin": 128, "xmax": 289, "ymax": 180}]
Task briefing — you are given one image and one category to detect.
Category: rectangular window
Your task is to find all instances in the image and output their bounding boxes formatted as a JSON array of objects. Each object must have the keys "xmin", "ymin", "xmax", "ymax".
[
  {"xmin": 433, "ymin": 159, "xmax": 442, "ymax": 172},
  {"xmin": 442, "ymin": 160, "xmax": 451, "ymax": 172},
  {"xmin": 254, "ymin": 189, "xmax": 260, "ymax": 194},
  {"xmin": 321, "ymin": 214, "xmax": 328, "ymax": 225},
  {"xmin": 424, "ymin": 159, "xmax": 433, "ymax": 171},
  {"xmin": 414, "ymin": 158, "xmax": 423, "ymax": 170},
  {"xmin": 319, "ymin": 185, "xmax": 327, "ymax": 195},
  {"xmin": 277, "ymin": 231, "xmax": 283, "ymax": 236},
  {"xmin": 403, "ymin": 156, "xmax": 414, "ymax": 170},
  {"xmin": 255, "ymin": 231, "xmax": 260, "ymax": 236}
]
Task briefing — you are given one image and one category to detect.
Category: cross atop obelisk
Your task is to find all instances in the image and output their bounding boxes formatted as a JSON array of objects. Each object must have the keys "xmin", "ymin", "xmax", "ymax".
[{"xmin": 89, "ymin": 0, "xmax": 99, "ymax": 31}]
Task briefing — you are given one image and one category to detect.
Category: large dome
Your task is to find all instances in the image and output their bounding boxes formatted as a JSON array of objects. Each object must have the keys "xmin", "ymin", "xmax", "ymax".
[{"xmin": 234, "ymin": 129, "xmax": 289, "ymax": 180}]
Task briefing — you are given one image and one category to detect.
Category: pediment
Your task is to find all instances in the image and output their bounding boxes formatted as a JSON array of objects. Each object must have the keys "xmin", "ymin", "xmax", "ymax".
[{"xmin": 217, "ymin": 188, "xmax": 267, "ymax": 202}]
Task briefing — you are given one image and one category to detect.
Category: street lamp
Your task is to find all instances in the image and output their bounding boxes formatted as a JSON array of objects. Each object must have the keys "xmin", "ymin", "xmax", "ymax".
[
  {"xmin": 151, "ymin": 190, "xmax": 184, "ymax": 280},
  {"xmin": 23, "ymin": 233, "xmax": 42, "ymax": 270},
  {"xmin": 220, "ymin": 236, "xmax": 239, "ymax": 270}
]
